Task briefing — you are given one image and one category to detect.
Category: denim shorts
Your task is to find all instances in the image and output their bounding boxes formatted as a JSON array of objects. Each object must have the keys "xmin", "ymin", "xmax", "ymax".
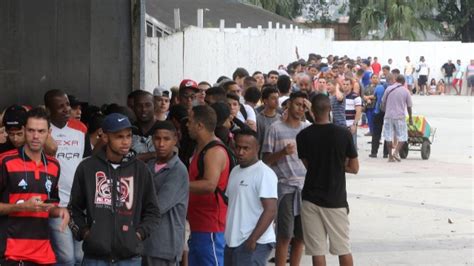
[{"xmin": 383, "ymin": 118, "xmax": 408, "ymax": 142}]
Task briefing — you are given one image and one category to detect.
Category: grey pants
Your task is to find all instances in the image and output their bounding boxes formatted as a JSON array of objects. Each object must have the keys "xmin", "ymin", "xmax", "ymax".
[{"xmin": 224, "ymin": 242, "xmax": 275, "ymax": 266}]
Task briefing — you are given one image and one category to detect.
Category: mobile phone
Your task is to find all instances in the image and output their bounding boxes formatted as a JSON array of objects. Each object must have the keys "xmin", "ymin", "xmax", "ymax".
[{"xmin": 44, "ymin": 199, "xmax": 59, "ymax": 204}]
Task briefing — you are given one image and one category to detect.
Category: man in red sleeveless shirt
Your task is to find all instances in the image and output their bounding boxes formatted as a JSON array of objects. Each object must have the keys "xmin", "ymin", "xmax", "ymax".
[{"xmin": 186, "ymin": 105, "xmax": 231, "ymax": 266}]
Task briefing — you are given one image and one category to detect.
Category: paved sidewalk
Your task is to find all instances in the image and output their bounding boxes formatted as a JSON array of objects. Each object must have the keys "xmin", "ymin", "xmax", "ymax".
[{"xmin": 289, "ymin": 96, "xmax": 473, "ymax": 265}]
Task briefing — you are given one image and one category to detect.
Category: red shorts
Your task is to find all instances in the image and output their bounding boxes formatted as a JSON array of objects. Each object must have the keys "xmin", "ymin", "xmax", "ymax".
[{"xmin": 453, "ymin": 78, "xmax": 463, "ymax": 87}]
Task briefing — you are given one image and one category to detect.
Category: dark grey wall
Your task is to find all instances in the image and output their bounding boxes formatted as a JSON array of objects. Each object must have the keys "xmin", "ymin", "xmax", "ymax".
[{"xmin": 0, "ymin": 0, "xmax": 133, "ymax": 108}]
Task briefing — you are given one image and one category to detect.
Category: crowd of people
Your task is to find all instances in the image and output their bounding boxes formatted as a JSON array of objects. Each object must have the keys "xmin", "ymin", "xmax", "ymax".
[{"xmin": 0, "ymin": 53, "xmax": 472, "ymax": 266}]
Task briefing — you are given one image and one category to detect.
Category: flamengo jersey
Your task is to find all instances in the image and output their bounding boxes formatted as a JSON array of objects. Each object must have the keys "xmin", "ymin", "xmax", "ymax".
[
  {"xmin": 0, "ymin": 148, "xmax": 60, "ymax": 264},
  {"xmin": 51, "ymin": 119, "xmax": 91, "ymax": 207}
]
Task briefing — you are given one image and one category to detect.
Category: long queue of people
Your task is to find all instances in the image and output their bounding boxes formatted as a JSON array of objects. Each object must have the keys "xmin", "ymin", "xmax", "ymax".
[{"xmin": 2, "ymin": 52, "xmax": 471, "ymax": 266}]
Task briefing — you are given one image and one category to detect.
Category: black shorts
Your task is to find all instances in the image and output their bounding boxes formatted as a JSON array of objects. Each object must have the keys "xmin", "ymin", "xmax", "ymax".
[{"xmin": 418, "ymin": 75, "xmax": 428, "ymax": 86}]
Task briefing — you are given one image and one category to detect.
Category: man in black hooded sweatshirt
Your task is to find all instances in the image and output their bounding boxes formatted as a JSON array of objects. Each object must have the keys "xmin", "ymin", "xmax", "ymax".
[{"xmin": 68, "ymin": 113, "xmax": 160, "ymax": 265}]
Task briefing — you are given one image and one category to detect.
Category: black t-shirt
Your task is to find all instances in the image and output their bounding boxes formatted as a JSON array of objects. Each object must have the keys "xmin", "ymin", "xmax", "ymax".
[
  {"xmin": 296, "ymin": 123, "xmax": 357, "ymax": 208},
  {"xmin": 0, "ymin": 141, "xmax": 14, "ymax": 154},
  {"xmin": 442, "ymin": 63, "xmax": 456, "ymax": 76}
]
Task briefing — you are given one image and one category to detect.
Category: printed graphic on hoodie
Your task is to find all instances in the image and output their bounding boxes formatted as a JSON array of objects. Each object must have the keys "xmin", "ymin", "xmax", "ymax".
[{"xmin": 94, "ymin": 171, "xmax": 134, "ymax": 210}]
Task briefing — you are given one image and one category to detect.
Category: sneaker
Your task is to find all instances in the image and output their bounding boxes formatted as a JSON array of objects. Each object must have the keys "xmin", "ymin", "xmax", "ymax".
[{"xmin": 369, "ymin": 154, "xmax": 377, "ymax": 158}]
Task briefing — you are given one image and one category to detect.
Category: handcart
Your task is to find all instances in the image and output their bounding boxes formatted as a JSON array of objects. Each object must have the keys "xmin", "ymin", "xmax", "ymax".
[{"xmin": 399, "ymin": 115, "xmax": 436, "ymax": 160}]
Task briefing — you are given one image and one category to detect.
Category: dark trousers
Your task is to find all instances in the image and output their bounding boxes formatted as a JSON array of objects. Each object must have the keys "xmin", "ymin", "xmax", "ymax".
[{"xmin": 371, "ymin": 112, "xmax": 388, "ymax": 156}]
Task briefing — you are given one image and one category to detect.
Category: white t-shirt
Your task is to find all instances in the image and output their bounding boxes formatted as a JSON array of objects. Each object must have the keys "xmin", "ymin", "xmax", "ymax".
[
  {"xmin": 225, "ymin": 160, "xmax": 278, "ymax": 248},
  {"xmin": 51, "ymin": 120, "xmax": 90, "ymax": 207},
  {"xmin": 455, "ymin": 64, "xmax": 465, "ymax": 79},
  {"xmin": 418, "ymin": 62, "xmax": 429, "ymax": 76},
  {"xmin": 236, "ymin": 103, "xmax": 257, "ymax": 124}
]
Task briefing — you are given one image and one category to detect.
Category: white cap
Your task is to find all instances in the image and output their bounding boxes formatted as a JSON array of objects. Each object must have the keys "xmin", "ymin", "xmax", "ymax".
[{"xmin": 153, "ymin": 86, "xmax": 171, "ymax": 98}]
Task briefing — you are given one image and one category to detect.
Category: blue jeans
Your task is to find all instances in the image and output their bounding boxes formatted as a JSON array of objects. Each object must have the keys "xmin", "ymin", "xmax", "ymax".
[
  {"xmin": 224, "ymin": 242, "xmax": 275, "ymax": 266},
  {"xmin": 82, "ymin": 257, "xmax": 141, "ymax": 266},
  {"xmin": 188, "ymin": 232, "xmax": 225, "ymax": 266},
  {"xmin": 366, "ymin": 108, "xmax": 375, "ymax": 133},
  {"xmin": 49, "ymin": 217, "xmax": 83, "ymax": 265}
]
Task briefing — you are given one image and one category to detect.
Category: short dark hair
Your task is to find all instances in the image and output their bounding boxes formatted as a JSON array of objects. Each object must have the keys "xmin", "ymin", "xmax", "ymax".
[
  {"xmin": 252, "ymin": 71, "xmax": 263, "ymax": 77},
  {"xmin": 151, "ymin": 120, "xmax": 177, "ymax": 135},
  {"xmin": 87, "ymin": 113, "xmax": 104, "ymax": 135},
  {"xmin": 261, "ymin": 86, "xmax": 279, "ymax": 100},
  {"xmin": 391, "ymin": 68, "xmax": 401, "ymax": 75},
  {"xmin": 244, "ymin": 87, "xmax": 261, "ymax": 104},
  {"xmin": 234, "ymin": 128, "xmax": 258, "ymax": 142},
  {"xmin": 167, "ymin": 104, "xmax": 188, "ymax": 122},
  {"xmin": 268, "ymin": 70, "xmax": 279, "ymax": 77},
  {"xmin": 310, "ymin": 94, "xmax": 331, "ymax": 116},
  {"xmin": 277, "ymin": 75, "xmax": 291, "ymax": 94},
  {"xmin": 289, "ymin": 91, "xmax": 308, "ymax": 101},
  {"xmin": 396, "ymin": 75, "xmax": 406, "ymax": 85},
  {"xmin": 44, "ymin": 89, "xmax": 67, "ymax": 109},
  {"xmin": 127, "ymin": 90, "xmax": 142, "ymax": 100},
  {"xmin": 226, "ymin": 93, "xmax": 240, "ymax": 102},
  {"xmin": 26, "ymin": 107, "xmax": 51, "ymax": 128},
  {"xmin": 198, "ymin": 81, "xmax": 211, "ymax": 87},
  {"xmin": 216, "ymin": 76, "xmax": 231, "ymax": 84},
  {"xmin": 222, "ymin": 81, "xmax": 238, "ymax": 92},
  {"xmin": 205, "ymin": 86, "xmax": 227, "ymax": 103},
  {"xmin": 232, "ymin": 67, "xmax": 249, "ymax": 80},
  {"xmin": 192, "ymin": 105, "xmax": 217, "ymax": 133},
  {"xmin": 133, "ymin": 90, "xmax": 153, "ymax": 103},
  {"xmin": 382, "ymin": 65, "xmax": 391, "ymax": 71},
  {"xmin": 210, "ymin": 102, "xmax": 231, "ymax": 126}
]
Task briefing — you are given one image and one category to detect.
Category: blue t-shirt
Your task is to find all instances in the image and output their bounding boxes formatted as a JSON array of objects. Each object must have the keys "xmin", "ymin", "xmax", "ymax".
[
  {"xmin": 362, "ymin": 71, "xmax": 372, "ymax": 88},
  {"xmin": 374, "ymin": 84, "xmax": 386, "ymax": 114}
]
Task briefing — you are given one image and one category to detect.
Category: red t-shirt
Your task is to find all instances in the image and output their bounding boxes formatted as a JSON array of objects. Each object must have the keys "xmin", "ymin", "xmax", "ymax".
[
  {"xmin": 187, "ymin": 146, "xmax": 230, "ymax": 232},
  {"xmin": 372, "ymin": 62, "xmax": 381, "ymax": 75}
]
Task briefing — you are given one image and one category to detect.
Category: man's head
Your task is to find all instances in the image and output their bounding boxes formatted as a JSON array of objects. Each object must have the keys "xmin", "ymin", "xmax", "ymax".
[
  {"xmin": 226, "ymin": 93, "xmax": 240, "ymax": 118},
  {"xmin": 297, "ymin": 73, "xmax": 312, "ymax": 93},
  {"xmin": 44, "ymin": 89, "xmax": 71, "ymax": 127},
  {"xmin": 277, "ymin": 75, "xmax": 291, "ymax": 95},
  {"xmin": 310, "ymin": 94, "xmax": 331, "ymax": 120},
  {"xmin": 374, "ymin": 57, "xmax": 378, "ymax": 62},
  {"xmin": 448, "ymin": 59, "xmax": 452, "ymax": 64},
  {"xmin": 133, "ymin": 90, "xmax": 155, "ymax": 124},
  {"xmin": 232, "ymin": 67, "xmax": 249, "ymax": 87},
  {"xmin": 396, "ymin": 75, "xmax": 406, "ymax": 85},
  {"xmin": 244, "ymin": 86, "xmax": 261, "ymax": 107},
  {"xmin": 406, "ymin": 56, "xmax": 410, "ymax": 62},
  {"xmin": 456, "ymin": 59, "xmax": 461, "ymax": 65},
  {"xmin": 178, "ymin": 79, "xmax": 199, "ymax": 110},
  {"xmin": 342, "ymin": 78, "xmax": 353, "ymax": 94},
  {"xmin": 223, "ymin": 80, "xmax": 241, "ymax": 96},
  {"xmin": 391, "ymin": 68, "xmax": 401, "ymax": 78},
  {"xmin": 127, "ymin": 90, "xmax": 142, "ymax": 109},
  {"xmin": 261, "ymin": 86, "xmax": 280, "ymax": 110},
  {"xmin": 388, "ymin": 58, "xmax": 393, "ymax": 64},
  {"xmin": 307, "ymin": 64, "xmax": 319, "ymax": 78},
  {"xmin": 197, "ymin": 81, "xmax": 211, "ymax": 105},
  {"xmin": 151, "ymin": 121, "xmax": 177, "ymax": 161},
  {"xmin": 68, "ymin": 95, "xmax": 85, "ymax": 121},
  {"xmin": 370, "ymin": 73, "xmax": 380, "ymax": 85},
  {"xmin": 234, "ymin": 128, "xmax": 259, "ymax": 167},
  {"xmin": 267, "ymin": 70, "xmax": 279, "ymax": 85},
  {"xmin": 318, "ymin": 78, "xmax": 327, "ymax": 92},
  {"xmin": 382, "ymin": 65, "xmax": 391, "ymax": 76},
  {"xmin": 243, "ymin": 76, "xmax": 257, "ymax": 92},
  {"xmin": 187, "ymin": 105, "xmax": 217, "ymax": 140},
  {"xmin": 326, "ymin": 79, "xmax": 338, "ymax": 94},
  {"xmin": 101, "ymin": 113, "xmax": 136, "ymax": 157},
  {"xmin": 153, "ymin": 86, "xmax": 171, "ymax": 115},
  {"xmin": 420, "ymin": 56, "xmax": 425, "ymax": 62},
  {"xmin": 24, "ymin": 107, "xmax": 51, "ymax": 153},
  {"xmin": 287, "ymin": 91, "xmax": 308, "ymax": 121},
  {"xmin": 3, "ymin": 105, "xmax": 28, "ymax": 148},
  {"xmin": 252, "ymin": 71, "xmax": 265, "ymax": 88},
  {"xmin": 361, "ymin": 60, "xmax": 370, "ymax": 70},
  {"xmin": 205, "ymin": 86, "xmax": 227, "ymax": 105}
]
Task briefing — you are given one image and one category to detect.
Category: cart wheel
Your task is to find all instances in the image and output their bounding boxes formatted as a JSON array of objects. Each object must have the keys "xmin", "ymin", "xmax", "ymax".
[
  {"xmin": 399, "ymin": 142, "xmax": 409, "ymax": 159},
  {"xmin": 421, "ymin": 140, "xmax": 431, "ymax": 160}
]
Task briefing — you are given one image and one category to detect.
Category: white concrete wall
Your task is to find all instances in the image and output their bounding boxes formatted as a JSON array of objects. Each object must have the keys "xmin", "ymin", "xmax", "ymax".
[
  {"xmin": 144, "ymin": 37, "xmax": 159, "ymax": 93},
  {"xmin": 148, "ymin": 26, "xmax": 474, "ymax": 93}
]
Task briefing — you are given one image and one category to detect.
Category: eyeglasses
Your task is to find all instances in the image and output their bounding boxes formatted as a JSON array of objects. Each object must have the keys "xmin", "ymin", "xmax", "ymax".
[{"xmin": 181, "ymin": 94, "xmax": 196, "ymax": 99}]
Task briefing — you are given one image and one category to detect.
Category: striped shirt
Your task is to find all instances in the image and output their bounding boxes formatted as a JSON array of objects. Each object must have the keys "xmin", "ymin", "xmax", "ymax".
[
  {"xmin": 330, "ymin": 95, "xmax": 346, "ymax": 127},
  {"xmin": 0, "ymin": 147, "xmax": 60, "ymax": 264},
  {"xmin": 345, "ymin": 92, "xmax": 362, "ymax": 127},
  {"xmin": 261, "ymin": 120, "xmax": 309, "ymax": 190}
]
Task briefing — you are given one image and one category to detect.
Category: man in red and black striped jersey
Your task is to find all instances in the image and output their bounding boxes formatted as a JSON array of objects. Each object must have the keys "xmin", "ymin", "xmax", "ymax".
[{"xmin": 0, "ymin": 108, "xmax": 70, "ymax": 265}]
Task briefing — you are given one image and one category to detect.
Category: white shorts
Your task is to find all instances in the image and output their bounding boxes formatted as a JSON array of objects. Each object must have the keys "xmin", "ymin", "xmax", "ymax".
[{"xmin": 383, "ymin": 118, "xmax": 408, "ymax": 142}]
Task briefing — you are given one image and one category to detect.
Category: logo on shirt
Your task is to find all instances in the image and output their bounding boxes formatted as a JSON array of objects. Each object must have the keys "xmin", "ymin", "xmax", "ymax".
[
  {"xmin": 18, "ymin": 179, "xmax": 28, "ymax": 189},
  {"xmin": 239, "ymin": 180, "xmax": 248, "ymax": 187},
  {"xmin": 94, "ymin": 171, "xmax": 134, "ymax": 210}
]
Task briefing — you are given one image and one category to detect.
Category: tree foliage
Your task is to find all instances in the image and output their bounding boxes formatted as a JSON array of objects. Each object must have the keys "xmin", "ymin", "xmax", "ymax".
[
  {"xmin": 436, "ymin": 0, "xmax": 474, "ymax": 42},
  {"xmin": 243, "ymin": 0, "xmax": 300, "ymax": 19}
]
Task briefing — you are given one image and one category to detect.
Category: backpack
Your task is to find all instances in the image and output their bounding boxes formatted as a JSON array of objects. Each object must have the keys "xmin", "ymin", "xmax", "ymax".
[{"xmin": 196, "ymin": 140, "xmax": 237, "ymax": 205}]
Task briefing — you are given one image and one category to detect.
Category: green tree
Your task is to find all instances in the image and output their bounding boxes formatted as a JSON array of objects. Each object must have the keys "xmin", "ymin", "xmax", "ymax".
[
  {"xmin": 243, "ymin": 0, "xmax": 300, "ymax": 19},
  {"xmin": 436, "ymin": 0, "xmax": 474, "ymax": 42},
  {"xmin": 353, "ymin": 0, "xmax": 440, "ymax": 40}
]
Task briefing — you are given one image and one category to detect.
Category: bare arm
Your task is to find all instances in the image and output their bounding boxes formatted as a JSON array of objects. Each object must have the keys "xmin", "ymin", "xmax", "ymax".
[
  {"xmin": 244, "ymin": 198, "xmax": 277, "ymax": 251},
  {"xmin": 345, "ymin": 157, "xmax": 359, "ymax": 174},
  {"xmin": 189, "ymin": 147, "xmax": 227, "ymax": 194},
  {"xmin": 44, "ymin": 135, "xmax": 58, "ymax": 156},
  {"xmin": 262, "ymin": 143, "xmax": 294, "ymax": 166},
  {"xmin": 407, "ymin": 107, "xmax": 413, "ymax": 125}
]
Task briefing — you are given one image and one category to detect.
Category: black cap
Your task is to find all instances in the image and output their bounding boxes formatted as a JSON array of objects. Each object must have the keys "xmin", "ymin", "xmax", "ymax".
[
  {"xmin": 3, "ymin": 105, "xmax": 27, "ymax": 130},
  {"xmin": 68, "ymin": 95, "xmax": 86, "ymax": 108}
]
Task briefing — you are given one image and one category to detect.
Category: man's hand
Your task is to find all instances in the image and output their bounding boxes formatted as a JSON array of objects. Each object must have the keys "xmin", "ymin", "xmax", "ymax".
[
  {"xmin": 20, "ymin": 196, "xmax": 53, "ymax": 212},
  {"xmin": 350, "ymin": 125, "xmax": 357, "ymax": 134},
  {"xmin": 50, "ymin": 207, "xmax": 70, "ymax": 232},
  {"xmin": 244, "ymin": 237, "xmax": 257, "ymax": 252},
  {"xmin": 283, "ymin": 143, "xmax": 296, "ymax": 155},
  {"xmin": 136, "ymin": 232, "xmax": 143, "ymax": 241}
]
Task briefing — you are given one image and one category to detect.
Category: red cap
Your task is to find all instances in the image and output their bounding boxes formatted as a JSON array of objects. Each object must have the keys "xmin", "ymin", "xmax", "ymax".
[{"xmin": 179, "ymin": 79, "xmax": 199, "ymax": 93}]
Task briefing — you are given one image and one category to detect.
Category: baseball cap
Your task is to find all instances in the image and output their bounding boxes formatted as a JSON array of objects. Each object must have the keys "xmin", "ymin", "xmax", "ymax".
[
  {"xmin": 68, "ymin": 95, "xmax": 86, "ymax": 108},
  {"xmin": 2, "ymin": 105, "xmax": 27, "ymax": 130},
  {"xmin": 179, "ymin": 79, "xmax": 199, "ymax": 94},
  {"xmin": 362, "ymin": 59, "xmax": 371, "ymax": 66},
  {"xmin": 101, "ymin": 113, "xmax": 137, "ymax": 133},
  {"xmin": 153, "ymin": 86, "xmax": 171, "ymax": 98}
]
